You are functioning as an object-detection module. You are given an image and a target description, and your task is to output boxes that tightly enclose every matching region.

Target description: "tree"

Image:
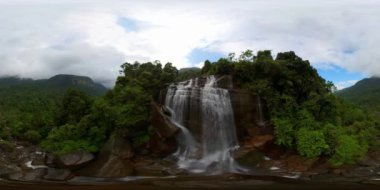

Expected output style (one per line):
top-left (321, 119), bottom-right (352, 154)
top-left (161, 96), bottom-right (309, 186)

top-left (56, 89), bottom-right (93, 125)
top-left (201, 60), bottom-right (212, 74)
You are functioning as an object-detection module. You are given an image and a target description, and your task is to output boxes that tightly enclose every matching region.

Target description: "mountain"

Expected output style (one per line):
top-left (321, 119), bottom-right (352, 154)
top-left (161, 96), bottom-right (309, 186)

top-left (0, 74), bottom-right (108, 116)
top-left (0, 74), bottom-right (108, 97)
top-left (337, 77), bottom-right (380, 116)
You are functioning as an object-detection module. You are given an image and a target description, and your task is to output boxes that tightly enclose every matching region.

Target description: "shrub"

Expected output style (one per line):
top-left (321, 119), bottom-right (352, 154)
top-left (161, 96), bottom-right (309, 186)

top-left (296, 128), bottom-right (329, 157)
top-left (273, 117), bottom-right (295, 147)
top-left (330, 134), bottom-right (367, 166)
top-left (23, 129), bottom-right (41, 143)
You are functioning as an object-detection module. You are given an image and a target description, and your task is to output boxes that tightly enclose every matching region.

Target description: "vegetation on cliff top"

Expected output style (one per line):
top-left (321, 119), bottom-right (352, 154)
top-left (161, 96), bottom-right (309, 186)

top-left (201, 50), bottom-right (379, 165)
top-left (0, 51), bottom-right (378, 166)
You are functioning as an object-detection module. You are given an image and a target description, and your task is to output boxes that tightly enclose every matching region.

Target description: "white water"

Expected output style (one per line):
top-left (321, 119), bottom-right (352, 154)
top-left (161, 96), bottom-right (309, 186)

top-left (25, 160), bottom-right (47, 170)
top-left (165, 76), bottom-right (243, 174)
top-left (257, 96), bottom-right (266, 127)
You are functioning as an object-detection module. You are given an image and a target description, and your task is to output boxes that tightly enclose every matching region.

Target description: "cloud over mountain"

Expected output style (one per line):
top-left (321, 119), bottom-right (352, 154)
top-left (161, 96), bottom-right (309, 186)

top-left (1, 0), bottom-right (380, 86)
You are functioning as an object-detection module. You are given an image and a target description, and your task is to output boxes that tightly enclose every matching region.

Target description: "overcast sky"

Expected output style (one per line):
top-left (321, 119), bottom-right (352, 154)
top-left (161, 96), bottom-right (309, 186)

top-left (0, 0), bottom-right (379, 88)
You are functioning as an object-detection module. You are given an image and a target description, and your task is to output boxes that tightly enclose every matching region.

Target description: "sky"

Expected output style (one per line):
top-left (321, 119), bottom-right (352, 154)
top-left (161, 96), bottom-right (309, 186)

top-left (0, 0), bottom-right (379, 88)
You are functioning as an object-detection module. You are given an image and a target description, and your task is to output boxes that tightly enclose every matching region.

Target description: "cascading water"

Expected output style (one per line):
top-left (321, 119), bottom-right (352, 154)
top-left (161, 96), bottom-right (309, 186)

top-left (257, 96), bottom-right (266, 127)
top-left (165, 76), bottom-right (243, 174)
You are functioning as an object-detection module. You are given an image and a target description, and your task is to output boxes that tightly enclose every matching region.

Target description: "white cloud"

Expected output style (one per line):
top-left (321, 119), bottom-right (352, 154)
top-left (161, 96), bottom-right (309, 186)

top-left (335, 80), bottom-right (359, 90)
top-left (1, 0), bottom-right (380, 87)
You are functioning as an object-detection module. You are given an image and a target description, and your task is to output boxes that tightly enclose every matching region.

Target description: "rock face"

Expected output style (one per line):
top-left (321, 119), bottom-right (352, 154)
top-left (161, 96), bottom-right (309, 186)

top-left (53, 151), bottom-right (94, 169)
top-left (79, 135), bottom-right (134, 178)
top-left (149, 102), bottom-right (178, 155)
top-left (151, 102), bottom-right (179, 138)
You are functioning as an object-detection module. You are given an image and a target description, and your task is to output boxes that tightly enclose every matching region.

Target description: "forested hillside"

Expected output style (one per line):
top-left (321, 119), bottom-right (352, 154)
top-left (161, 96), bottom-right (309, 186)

top-left (337, 77), bottom-right (380, 116)
top-left (0, 75), bottom-right (107, 144)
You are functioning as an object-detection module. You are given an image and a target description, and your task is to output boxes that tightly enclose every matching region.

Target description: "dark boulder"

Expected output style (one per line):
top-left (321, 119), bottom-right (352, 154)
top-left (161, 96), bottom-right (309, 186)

top-left (235, 149), bottom-right (266, 168)
top-left (79, 135), bottom-right (134, 178)
top-left (44, 168), bottom-right (72, 181)
top-left (151, 102), bottom-right (178, 138)
top-left (53, 151), bottom-right (94, 170)
top-left (8, 168), bottom-right (46, 182)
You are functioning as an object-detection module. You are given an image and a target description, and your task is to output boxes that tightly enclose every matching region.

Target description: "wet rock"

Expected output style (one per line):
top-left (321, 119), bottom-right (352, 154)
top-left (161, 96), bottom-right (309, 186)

top-left (358, 149), bottom-right (380, 168)
top-left (342, 167), bottom-right (375, 178)
top-left (259, 160), bottom-right (287, 173)
top-left (0, 164), bottom-right (21, 177)
top-left (285, 155), bottom-right (318, 172)
top-left (45, 154), bottom-right (55, 167)
top-left (54, 151), bottom-right (94, 169)
top-left (244, 135), bottom-right (274, 150)
top-left (161, 106), bottom-right (172, 117)
top-left (31, 156), bottom-right (46, 166)
top-left (103, 135), bottom-right (134, 159)
top-left (310, 173), bottom-right (348, 182)
top-left (86, 157), bottom-right (134, 178)
top-left (308, 160), bottom-right (330, 175)
top-left (229, 89), bottom-right (257, 139)
top-left (8, 168), bottom-right (46, 182)
top-left (148, 132), bottom-right (177, 156)
top-left (134, 157), bottom-right (185, 176)
top-left (361, 178), bottom-right (380, 185)
top-left (44, 168), bottom-right (72, 181)
top-left (236, 149), bottom-right (265, 168)
top-left (216, 75), bottom-right (234, 89)
top-left (151, 102), bottom-right (179, 138)
top-left (79, 136), bottom-right (135, 178)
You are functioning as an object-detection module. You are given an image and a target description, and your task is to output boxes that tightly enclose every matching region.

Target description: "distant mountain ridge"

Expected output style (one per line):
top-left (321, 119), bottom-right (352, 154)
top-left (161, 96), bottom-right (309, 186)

top-left (0, 74), bottom-right (108, 96)
top-left (337, 77), bottom-right (380, 116)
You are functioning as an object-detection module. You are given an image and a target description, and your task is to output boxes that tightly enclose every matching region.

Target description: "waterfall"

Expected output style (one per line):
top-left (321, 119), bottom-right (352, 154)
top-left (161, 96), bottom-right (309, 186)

top-left (257, 96), bottom-right (266, 127)
top-left (165, 76), bottom-right (242, 174)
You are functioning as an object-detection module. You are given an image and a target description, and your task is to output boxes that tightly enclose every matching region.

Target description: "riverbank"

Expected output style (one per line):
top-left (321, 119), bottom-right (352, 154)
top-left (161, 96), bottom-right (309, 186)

top-left (1, 174), bottom-right (379, 190)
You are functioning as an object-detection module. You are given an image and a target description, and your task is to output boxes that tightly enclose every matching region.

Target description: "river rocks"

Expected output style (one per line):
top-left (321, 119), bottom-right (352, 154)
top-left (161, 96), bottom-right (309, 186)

top-left (133, 157), bottom-right (186, 176)
top-left (44, 168), bottom-right (72, 181)
top-left (236, 149), bottom-right (266, 168)
top-left (8, 168), bottom-right (46, 182)
top-left (53, 151), bottom-right (94, 169)
top-left (244, 135), bottom-right (274, 149)
top-left (89, 157), bottom-right (134, 178)
top-left (79, 136), bottom-right (135, 178)
top-left (342, 167), bottom-right (375, 178)
top-left (0, 164), bottom-right (21, 177)
top-left (285, 155), bottom-right (318, 172)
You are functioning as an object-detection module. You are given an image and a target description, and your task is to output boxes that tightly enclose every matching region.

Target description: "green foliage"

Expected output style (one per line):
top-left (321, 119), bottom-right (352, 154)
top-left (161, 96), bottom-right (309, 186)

top-left (201, 60), bottom-right (212, 74)
top-left (330, 135), bottom-right (367, 166)
top-left (0, 75), bottom-right (107, 144)
top-left (177, 67), bottom-right (201, 81)
top-left (41, 124), bottom-right (98, 155)
top-left (273, 117), bottom-right (294, 147)
top-left (40, 61), bottom-right (177, 155)
top-left (296, 128), bottom-right (329, 157)
top-left (202, 50), bottom-right (379, 165)
top-left (57, 89), bottom-right (93, 125)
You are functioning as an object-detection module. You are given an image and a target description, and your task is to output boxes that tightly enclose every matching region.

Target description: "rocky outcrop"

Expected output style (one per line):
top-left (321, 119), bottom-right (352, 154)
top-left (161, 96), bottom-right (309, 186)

top-left (53, 151), bottom-right (94, 169)
top-left (150, 102), bottom-right (178, 155)
top-left (151, 102), bottom-right (178, 138)
top-left (78, 135), bottom-right (134, 178)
